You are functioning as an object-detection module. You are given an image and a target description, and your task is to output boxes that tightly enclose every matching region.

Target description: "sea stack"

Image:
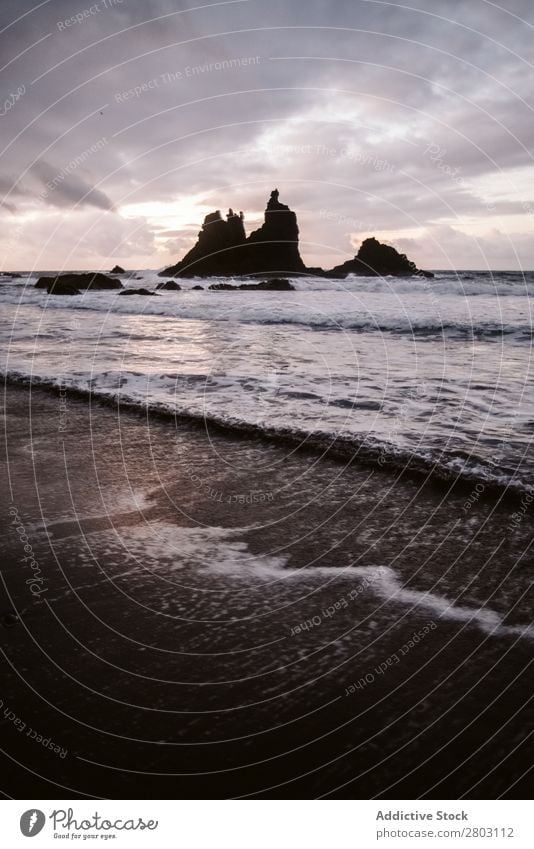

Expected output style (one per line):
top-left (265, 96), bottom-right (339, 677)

top-left (327, 237), bottom-right (433, 278)
top-left (159, 190), bottom-right (305, 277)
top-left (241, 189), bottom-right (306, 275)
top-left (159, 208), bottom-right (246, 277)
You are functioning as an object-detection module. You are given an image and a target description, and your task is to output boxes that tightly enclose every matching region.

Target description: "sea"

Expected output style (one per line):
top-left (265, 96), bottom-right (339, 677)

top-left (2, 269), bottom-right (533, 493)
top-left (2, 267), bottom-right (534, 797)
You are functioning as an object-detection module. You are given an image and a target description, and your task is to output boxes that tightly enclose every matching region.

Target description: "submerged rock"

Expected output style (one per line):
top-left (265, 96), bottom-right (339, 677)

top-left (326, 237), bottom-right (433, 278)
top-left (156, 280), bottom-right (181, 291)
top-left (36, 273), bottom-right (122, 290)
top-left (192, 285), bottom-right (204, 290)
top-left (208, 278), bottom-right (295, 291)
top-left (253, 278), bottom-right (293, 290)
top-left (238, 278), bottom-right (294, 291)
top-left (118, 287), bottom-right (157, 296)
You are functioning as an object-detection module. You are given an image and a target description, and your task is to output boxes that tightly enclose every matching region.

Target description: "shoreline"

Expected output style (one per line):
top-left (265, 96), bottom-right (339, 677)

top-left (1, 384), bottom-right (533, 798)
top-left (3, 375), bottom-right (529, 502)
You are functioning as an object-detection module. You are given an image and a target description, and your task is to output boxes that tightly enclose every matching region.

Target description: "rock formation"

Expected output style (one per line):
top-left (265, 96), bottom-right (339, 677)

top-left (326, 237), bottom-right (433, 278)
top-left (45, 279), bottom-right (81, 296)
top-left (159, 191), bottom-right (305, 277)
top-left (243, 278), bottom-right (294, 290)
top-left (118, 287), bottom-right (157, 296)
top-left (110, 265), bottom-right (125, 274)
top-left (35, 273), bottom-right (123, 291)
top-left (160, 208), bottom-right (246, 277)
top-left (239, 190), bottom-right (305, 275)
top-left (156, 280), bottom-right (181, 291)
top-left (159, 193), bottom-right (432, 279)
top-left (208, 278), bottom-right (294, 291)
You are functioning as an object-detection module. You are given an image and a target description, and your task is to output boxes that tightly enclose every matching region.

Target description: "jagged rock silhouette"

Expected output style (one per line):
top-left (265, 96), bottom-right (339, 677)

top-left (159, 190), bottom-right (305, 277)
top-left (159, 191), bottom-right (432, 279)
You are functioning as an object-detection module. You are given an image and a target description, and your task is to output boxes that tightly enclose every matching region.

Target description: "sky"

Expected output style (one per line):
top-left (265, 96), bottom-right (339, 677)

top-left (1, 0), bottom-right (533, 271)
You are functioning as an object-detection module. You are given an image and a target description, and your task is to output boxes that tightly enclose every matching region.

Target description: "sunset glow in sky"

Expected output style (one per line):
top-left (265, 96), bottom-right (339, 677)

top-left (1, 0), bottom-right (533, 271)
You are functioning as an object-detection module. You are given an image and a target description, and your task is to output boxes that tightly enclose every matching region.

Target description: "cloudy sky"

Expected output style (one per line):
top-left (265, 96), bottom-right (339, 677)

top-left (1, 0), bottom-right (533, 270)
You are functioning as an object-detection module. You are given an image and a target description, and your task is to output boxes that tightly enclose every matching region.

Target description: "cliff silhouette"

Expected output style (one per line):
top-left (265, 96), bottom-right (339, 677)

top-left (160, 190), bottom-right (432, 279)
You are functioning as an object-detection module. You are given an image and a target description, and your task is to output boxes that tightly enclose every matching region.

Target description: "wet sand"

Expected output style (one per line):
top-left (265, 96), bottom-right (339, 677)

top-left (0, 384), bottom-right (533, 799)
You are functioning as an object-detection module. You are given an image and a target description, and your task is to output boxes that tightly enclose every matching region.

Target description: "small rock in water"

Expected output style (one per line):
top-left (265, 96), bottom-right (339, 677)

top-left (208, 282), bottom-right (236, 290)
top-left (209, 278), bottom-right (294, 291)
top-left (156, 281), bottom-right (181, 291)
top-left (36, 273), bottom-right (122, 291)
top-left (242, 278), bottom-right (294, 291)
top-left (118, 287), bottom-right (158, 296)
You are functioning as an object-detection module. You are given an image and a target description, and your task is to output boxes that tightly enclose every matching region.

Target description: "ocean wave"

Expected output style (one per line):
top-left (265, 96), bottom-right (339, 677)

top-left (5, 269), bottom-right (534, 294)
top-left (5, 372), bottom-right (531, 497)
top-left (1, 282), bottom-right (532, 339)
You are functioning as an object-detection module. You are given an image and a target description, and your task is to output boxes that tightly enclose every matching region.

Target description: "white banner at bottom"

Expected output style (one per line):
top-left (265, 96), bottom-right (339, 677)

top-left (1, 799), bottom-right (531, 847)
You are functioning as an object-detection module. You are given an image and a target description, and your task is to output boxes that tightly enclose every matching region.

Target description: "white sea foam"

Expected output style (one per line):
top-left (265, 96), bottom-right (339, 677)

top-left (2, 274), bottom-right (534, 337)
top-left (207, 552), bottom-right (534, 642)
top-left (2, 270), bottom-right (534, 490)
top-left (74, 520), bottom-right (534, 642)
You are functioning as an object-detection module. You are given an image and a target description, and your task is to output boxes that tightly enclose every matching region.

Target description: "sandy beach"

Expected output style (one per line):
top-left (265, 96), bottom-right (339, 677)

top-left (1, 383), bottom-right (532, 799)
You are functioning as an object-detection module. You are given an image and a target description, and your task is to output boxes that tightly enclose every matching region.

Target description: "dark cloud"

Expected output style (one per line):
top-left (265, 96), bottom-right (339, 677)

top-left (31, 159), bottom-right (115, 210)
